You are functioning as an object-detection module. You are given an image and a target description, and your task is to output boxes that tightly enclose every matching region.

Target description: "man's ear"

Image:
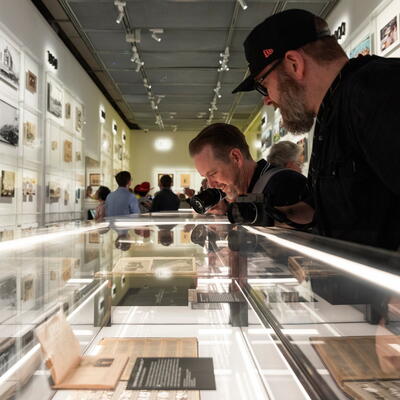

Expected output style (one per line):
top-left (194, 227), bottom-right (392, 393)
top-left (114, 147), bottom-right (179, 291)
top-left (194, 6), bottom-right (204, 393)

top-left (230, 148), bottom-right (244, 167)
top-left (284, 50), bottom-right (305, 80)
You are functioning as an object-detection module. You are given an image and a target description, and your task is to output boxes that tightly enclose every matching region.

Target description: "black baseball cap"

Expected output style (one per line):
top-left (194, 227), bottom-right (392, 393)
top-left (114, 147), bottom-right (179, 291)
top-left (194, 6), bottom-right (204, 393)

top-left (232, 9), bottom-right (331, 94)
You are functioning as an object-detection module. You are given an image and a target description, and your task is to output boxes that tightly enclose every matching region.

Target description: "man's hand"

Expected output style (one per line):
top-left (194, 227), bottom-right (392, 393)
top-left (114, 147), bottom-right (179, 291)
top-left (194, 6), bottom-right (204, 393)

top-left (206, 200), bottom-right (228, 215)
top-left (275, 201), bottom-right (314, 225)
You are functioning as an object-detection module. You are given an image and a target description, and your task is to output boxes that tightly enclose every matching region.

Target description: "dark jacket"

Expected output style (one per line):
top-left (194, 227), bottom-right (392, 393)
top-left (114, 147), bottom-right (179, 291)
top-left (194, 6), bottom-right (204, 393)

top-left (308, 55), bottom-right (400, 250)
top-left (151, 188), bottom-right (180, 212)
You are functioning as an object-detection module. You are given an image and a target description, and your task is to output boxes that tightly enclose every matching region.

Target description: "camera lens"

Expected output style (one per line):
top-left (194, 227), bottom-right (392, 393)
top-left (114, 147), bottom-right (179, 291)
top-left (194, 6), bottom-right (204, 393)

top-left (227, 202), bottom-right (258, 224)
top-left (190, 188), bottom-right (226, 214)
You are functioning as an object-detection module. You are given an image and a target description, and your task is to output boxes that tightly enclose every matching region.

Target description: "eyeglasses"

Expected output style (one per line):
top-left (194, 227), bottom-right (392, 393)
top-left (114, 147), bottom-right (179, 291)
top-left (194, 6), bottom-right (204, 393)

top-left (254, 59), bottom-right (283, 97)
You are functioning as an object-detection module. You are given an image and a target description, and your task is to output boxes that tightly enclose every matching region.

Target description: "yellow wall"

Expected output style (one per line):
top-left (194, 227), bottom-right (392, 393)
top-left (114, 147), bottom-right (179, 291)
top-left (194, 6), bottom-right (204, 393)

top-left (129, 131), bottom-right (199, 187)
top-left (244, 111), bottom-right (262, 160)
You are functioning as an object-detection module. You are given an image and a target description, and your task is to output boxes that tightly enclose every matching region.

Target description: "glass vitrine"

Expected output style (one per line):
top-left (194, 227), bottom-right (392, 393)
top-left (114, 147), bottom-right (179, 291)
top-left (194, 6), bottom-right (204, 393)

top-left (0, 213), bottom-right (399, 400)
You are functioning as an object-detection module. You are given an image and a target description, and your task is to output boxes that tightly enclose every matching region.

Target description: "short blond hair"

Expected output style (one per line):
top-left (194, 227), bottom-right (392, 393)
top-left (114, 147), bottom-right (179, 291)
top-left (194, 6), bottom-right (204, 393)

top-left (267, 141), bottom-right (301, 167)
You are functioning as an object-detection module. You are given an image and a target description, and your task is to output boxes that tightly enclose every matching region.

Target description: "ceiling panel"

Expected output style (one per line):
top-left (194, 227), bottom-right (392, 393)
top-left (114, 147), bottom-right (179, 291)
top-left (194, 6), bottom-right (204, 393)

top-left (38, 0), bottom-right (339, 132)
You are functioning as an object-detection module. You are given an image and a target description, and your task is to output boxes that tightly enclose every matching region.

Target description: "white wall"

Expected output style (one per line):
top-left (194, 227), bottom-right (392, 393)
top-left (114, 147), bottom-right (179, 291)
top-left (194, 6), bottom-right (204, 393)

top-left (0, 0), bottom-right (129, 159)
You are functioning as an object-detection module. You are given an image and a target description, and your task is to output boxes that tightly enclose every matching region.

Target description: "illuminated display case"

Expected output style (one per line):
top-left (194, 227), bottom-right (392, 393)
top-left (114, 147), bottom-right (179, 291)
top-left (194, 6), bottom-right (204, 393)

top-left (0, 214), bottom-right (399, 400)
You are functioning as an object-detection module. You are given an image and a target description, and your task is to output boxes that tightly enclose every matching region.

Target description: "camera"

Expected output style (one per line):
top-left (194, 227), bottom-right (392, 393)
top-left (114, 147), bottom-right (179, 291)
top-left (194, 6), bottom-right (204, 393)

top-left (190, 188), bottom-right (226, 214)
top-left (227, 194), bottom-right (275, 226)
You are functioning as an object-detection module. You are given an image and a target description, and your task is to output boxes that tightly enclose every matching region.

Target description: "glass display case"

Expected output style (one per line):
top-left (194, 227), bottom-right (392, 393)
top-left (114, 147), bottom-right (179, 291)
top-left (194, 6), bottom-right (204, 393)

top-left (0, 213), bottom-right (399, 400)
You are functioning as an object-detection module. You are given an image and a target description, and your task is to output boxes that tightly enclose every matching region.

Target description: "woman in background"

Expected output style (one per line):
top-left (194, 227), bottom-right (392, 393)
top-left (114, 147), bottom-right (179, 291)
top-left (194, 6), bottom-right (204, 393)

top-left (94, 186), bottom-right (111, 221)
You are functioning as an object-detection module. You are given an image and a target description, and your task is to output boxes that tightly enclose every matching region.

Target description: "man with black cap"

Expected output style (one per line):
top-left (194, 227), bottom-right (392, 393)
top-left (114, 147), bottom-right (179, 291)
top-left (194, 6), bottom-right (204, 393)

top-left (233, 9), bottom-right (400, 251)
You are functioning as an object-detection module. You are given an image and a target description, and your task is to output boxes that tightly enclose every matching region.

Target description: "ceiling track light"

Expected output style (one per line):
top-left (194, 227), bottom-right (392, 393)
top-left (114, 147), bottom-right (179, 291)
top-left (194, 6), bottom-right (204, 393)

top-left (114, 0), bottom-right (126, 24)
top-left (238, 0), bottom-right (248, 10)
top-left (150, 28), bottom-right (164, 42)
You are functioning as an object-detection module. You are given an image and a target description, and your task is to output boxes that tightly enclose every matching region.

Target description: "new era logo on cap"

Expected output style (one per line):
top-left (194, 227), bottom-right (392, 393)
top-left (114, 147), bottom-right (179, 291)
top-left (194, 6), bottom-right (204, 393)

top-left (263, 48), bottom-right (274, 58)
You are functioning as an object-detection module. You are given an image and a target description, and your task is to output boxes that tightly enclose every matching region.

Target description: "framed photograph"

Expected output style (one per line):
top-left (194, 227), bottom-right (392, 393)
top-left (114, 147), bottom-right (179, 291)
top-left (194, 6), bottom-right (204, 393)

top-left (63, 140), bottom-right (72, 162)
top-left (379, 15), bottom-right (399, 55)
top-left (0, 276), bottom-right (16, 323)
top-left (23, 121), bottom-right (36, 147)
top-left (0, 98), bottom-right (19, 146)
top-left (22, 177), bottom-right (36, 202)
top-left (47, 81), bottom-right (62, 118)
top-left (89, 173), bottom-right (101, 186)
top-left (75, 107), bottom-right (82, 132)
top-left (65, 103), bottom-right (71, 119)
top-left (0, 35), bottom-right (20, 89)
top-left (350, 35), bottom-right (373, 58)
top-left (158, 173), bottom-right (174, 186)
top-left (49, 181), bottom-right (61, 201)
top-left (88, 231), bottom-right (100, 244)
top-left (26, 70), bottom-right (37, 93)
top-left (1, 170), bottom-right (15, 197)
top-left (180, 174), bottom-right (191, 188)
top-left (21, 275), bottom-right (34, 302)
top-left (62, 259), bottom-right (72, 281)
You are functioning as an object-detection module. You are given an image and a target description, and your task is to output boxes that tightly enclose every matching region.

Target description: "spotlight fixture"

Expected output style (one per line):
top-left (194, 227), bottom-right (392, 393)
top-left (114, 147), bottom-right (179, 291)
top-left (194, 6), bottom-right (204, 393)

top-left (238, 0), bottom-right (248, 10)
top-left (214, 82), bottom-right (222, 98)
top-left (114, 1), bottom-right (126, 24)
top-left (149, 29), bottom-right (164, 42)
top-left (218, 47), bottom-right (230, 72)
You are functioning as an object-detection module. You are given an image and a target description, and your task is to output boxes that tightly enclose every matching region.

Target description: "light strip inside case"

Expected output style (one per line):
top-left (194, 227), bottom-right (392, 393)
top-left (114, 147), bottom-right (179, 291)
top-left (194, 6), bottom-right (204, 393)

top-left (244, 226), bottom-right (400, 294)
top-left (0, 223), bottom-right (109, 252)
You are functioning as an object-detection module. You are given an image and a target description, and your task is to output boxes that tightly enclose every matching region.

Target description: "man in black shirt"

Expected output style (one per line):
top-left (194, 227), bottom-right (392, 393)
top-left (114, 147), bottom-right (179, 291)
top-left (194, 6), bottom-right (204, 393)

top-left (189, 123), bottom-right (314, 226)
top-left (151, 174), bottom-right (180, 212)
top-left (232, 9), bottom-right (400, 250)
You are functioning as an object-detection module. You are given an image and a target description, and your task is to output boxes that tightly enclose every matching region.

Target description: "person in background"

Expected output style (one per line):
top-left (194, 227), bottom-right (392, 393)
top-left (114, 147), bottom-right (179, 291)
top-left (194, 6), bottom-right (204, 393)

top-left (267, 141), bottom-right (304, 173)
top-left (85, 185), bottom-right (93, 199)
top-left (105, 171), bottom-right (140, 216)
top-left (94, 186), bottom-right (110, 222)
top-left (134, 181), bottom-right (153, 213)
top-left (151, 175), bottom-right (180, 212)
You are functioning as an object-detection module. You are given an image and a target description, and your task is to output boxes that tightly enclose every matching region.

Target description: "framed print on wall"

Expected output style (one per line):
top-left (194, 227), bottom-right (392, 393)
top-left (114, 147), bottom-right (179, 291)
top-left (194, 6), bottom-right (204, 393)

top-left (180, 174), bottom-right (191, 188)
top-left (47, 81), bottom-right (63, 118)
top-left (75, 107), bottom-right (82, 132)
top-left (26, 70), bottom-right (37, 93)
top-left (350, 35), bottom-right (373, 58)
top-left (23, 121), bottom-right (36, 147)
top-left (379, 14), bottom-right (399, 56)
top-left (0, 35), bottom-right (20, 89)
top-left (1, 170), bottom-right (15, 197)
top-left (89, 173), bottom-right (101, 186)
top-left (0, 98), bottom-right (19, 146)
top-left (63, 140), bottom-right (72, 162)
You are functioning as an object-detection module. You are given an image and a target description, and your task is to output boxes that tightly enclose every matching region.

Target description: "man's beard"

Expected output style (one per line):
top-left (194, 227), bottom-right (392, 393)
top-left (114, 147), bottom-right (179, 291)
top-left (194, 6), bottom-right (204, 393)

top-left (277, 71), bottom-right (315, 134)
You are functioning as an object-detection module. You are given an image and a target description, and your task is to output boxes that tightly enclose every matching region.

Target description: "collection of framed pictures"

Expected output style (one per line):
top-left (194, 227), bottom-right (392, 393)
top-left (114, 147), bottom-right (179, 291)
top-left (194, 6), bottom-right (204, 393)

top-left (0, 26), bottom-right (86, 229)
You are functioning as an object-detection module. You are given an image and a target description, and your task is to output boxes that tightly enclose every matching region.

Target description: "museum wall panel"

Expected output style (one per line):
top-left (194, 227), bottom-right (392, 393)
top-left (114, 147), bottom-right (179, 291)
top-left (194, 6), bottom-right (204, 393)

top-left (0, 0), bottom-right (132, 229)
